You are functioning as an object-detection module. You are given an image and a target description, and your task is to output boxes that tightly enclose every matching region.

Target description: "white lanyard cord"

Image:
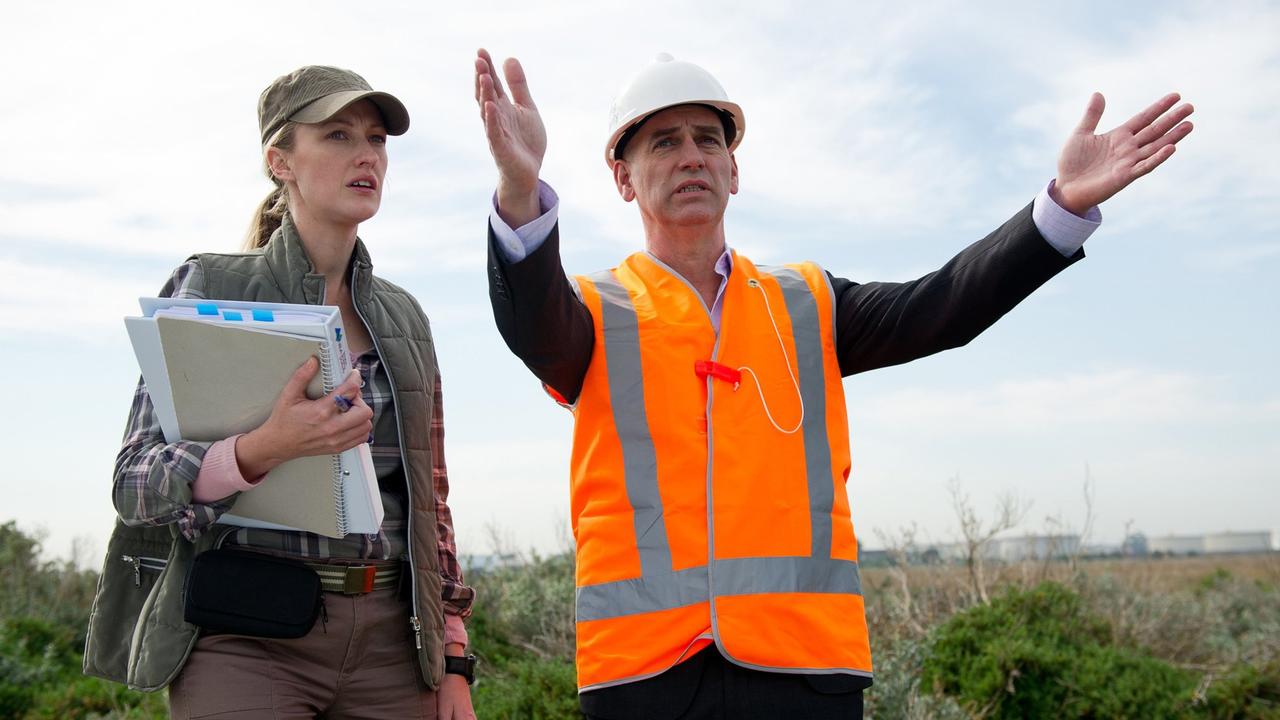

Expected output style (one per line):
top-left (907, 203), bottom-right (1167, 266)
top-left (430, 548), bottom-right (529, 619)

top-left (736, 279), bottom-right (805, 435)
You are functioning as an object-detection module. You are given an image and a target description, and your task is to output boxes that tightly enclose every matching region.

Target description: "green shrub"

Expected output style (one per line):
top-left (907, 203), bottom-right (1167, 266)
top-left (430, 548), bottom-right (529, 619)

top-left (472, 657), bottom-right (579, 720)
top-left (468, 552), bottom-right (575, 665)
top-left (0, 618), bottom-right (79, 719)
top-left (23, 675), bottom-right (167, 720)
top-left (466, 552), bottom-right (579, 719)
top-left (0, 525), bottom-right (166, 720)
top-left (1198, 660), bottom-right (1280, 720)
top-left (921, 581), bottom-right (1196, 718)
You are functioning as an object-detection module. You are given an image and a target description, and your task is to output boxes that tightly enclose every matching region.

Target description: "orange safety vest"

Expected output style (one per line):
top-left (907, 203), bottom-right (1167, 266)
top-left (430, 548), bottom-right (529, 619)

top-left (567, 250), bottom-right (873, 691)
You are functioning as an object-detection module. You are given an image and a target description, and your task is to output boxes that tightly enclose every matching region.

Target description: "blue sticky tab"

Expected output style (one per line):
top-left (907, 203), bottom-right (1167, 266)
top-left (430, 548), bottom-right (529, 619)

top-left (252, 309), bottom-right (274, 322)
top-left (222, 310), bottom-right (243, 321)
top-left (335, 327), bottom-right (343, 342)
top-left (196, 303), bottom-right (218, 316)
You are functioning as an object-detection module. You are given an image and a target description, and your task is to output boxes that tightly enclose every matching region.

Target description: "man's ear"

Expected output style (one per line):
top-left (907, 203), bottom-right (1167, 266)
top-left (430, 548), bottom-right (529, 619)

top-left (612, 160), bottom-right (636, 203)
top-left (729, 153), bottom-right (739, 195)
top-left (266, 146), bottom-right (294, 183)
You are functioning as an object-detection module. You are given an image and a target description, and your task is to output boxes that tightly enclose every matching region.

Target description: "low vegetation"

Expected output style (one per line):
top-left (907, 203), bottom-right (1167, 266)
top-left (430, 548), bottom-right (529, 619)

top-left (1, 520), bottom-right (1277, 718)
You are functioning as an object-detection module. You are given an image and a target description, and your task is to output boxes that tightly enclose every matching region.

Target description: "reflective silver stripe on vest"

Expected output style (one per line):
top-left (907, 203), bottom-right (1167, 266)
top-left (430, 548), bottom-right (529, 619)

top-left (714, 556), bottom-right (860, 597)
top-left (576, 557), bottom-right (861, 622)
top-left (762, 266), bottom-right (834, 559)
top-left (576, 566), bottom-right (709, 622)
top-left (590, 271), bottom-right (673, 577)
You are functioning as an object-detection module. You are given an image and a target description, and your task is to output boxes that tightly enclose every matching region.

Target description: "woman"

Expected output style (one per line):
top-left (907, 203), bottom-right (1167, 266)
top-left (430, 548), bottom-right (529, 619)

top-left (83, 66), bottom-right (477, 720)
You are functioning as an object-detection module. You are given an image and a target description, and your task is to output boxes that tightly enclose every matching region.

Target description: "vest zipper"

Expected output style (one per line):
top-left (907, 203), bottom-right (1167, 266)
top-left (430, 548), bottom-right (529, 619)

top-left (347, 265), bottom-right (424, 661)
top-left (410, 615), bottom-right (423, 650)
top-left (121, 555), bottom-right (142, 587)
top-left (120, 555), bottom-right (170, 588)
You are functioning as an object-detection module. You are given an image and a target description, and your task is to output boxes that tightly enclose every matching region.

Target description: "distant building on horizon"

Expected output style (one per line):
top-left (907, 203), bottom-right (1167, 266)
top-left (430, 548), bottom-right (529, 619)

top-left (917, 534), bottom-right (1083, 563)
top-left (863, 529), bottom-right (1276, 562)
top-left (1147, 531), bottom-right (1273, 556)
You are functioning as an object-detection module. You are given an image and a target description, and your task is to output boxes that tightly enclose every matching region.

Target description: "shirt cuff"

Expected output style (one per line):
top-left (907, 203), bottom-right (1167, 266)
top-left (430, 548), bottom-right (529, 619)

top-left (1032, 180), bottom-right (1101, 257)
top-left (444, 613), bottom-right (469, 648)
top-left (191, 434), bottom-right (264, 504)
top-left (489, 180), bottom-right (560, 263)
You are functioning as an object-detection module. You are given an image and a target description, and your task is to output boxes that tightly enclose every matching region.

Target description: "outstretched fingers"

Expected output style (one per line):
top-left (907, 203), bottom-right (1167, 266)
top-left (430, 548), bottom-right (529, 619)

top-left (1121, 92), bottom-right (1180, 134)
top-left (1134, 103), bottom-right (1194, 147)
top-left (1136, 120), bottom-right (1194, 164)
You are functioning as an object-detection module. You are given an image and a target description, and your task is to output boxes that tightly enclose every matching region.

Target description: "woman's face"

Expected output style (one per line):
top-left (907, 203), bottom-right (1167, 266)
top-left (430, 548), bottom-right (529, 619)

top-left (272, 99), bottom-right (388, 229)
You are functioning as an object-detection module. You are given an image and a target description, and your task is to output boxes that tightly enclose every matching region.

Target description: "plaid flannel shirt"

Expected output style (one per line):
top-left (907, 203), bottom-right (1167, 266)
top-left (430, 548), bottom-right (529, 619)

top-left (113, 260), bottom-right (474, 619)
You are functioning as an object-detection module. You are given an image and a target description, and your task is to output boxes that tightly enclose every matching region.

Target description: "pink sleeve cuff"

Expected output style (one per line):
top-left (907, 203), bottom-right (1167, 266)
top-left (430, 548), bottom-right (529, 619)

top-left (192, 434), bottom-right (265, 504)
top-left (444, 613), bottom-right (469, 648)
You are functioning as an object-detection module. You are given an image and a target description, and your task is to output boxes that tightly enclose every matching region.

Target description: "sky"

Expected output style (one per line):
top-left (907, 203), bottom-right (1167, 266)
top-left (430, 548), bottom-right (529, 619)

top-left (2, 0), bottom-right (1277, 566)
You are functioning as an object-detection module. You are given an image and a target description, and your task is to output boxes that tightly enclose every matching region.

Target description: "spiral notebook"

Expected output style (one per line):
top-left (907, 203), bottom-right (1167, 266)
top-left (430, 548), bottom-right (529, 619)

top-left (125, 299), bottom-right (382, 538)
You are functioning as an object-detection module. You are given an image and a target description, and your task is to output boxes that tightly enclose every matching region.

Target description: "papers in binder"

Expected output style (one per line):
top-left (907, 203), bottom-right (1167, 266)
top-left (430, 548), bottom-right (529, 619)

top-left (125, 297), bottom-right (382, 538)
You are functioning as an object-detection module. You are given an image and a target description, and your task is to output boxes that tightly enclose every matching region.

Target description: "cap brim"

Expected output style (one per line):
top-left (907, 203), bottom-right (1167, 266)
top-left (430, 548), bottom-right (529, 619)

top-left (290, 90), bottom-right (411, 136)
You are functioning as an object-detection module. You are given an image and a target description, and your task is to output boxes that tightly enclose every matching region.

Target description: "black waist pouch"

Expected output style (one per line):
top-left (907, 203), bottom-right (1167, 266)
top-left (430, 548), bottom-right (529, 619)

top-left (184, 549), bottom-right (322, 639)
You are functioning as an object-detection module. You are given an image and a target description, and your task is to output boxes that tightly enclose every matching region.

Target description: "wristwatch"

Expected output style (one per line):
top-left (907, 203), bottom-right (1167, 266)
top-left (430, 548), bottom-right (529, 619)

top-left (444, 654), bottom-right (478, 685)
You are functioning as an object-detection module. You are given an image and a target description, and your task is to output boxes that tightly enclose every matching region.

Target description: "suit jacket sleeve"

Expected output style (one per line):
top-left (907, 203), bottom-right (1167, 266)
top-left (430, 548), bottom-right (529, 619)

top-left (488, 220), bottom-right (595, 403)
top-left (830, 202), bottom-right (1084, 377)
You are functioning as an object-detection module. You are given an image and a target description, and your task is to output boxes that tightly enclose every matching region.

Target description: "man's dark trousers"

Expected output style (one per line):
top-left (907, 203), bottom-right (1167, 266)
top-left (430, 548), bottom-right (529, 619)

top-left (580, 646), bottom-right (866, 720)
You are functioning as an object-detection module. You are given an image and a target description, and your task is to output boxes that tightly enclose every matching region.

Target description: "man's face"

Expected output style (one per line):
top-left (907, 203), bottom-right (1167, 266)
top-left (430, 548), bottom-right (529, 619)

top-left (612, 104), bottom-right (739, 231)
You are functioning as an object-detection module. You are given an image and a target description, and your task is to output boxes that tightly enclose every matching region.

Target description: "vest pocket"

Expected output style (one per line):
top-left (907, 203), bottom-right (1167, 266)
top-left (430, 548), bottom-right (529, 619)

top-left (82, 532), bottom-right (172, 684)
top-left (120, 555), bottom-right (168, 589)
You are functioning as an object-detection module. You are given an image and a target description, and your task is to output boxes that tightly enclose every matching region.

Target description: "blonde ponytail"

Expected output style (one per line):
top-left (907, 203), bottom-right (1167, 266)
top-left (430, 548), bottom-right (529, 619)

top-left (243, 122), bottom-right (299, 250)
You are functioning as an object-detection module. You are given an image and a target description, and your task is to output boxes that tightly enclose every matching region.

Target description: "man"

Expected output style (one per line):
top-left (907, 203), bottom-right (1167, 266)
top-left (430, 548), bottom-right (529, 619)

top-left (474, 50), bottom-right (1192, 719)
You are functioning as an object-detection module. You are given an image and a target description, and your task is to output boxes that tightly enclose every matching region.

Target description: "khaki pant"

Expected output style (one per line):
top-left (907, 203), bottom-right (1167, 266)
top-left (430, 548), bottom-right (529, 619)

top-left (169, 588), bottom-right (436, 719)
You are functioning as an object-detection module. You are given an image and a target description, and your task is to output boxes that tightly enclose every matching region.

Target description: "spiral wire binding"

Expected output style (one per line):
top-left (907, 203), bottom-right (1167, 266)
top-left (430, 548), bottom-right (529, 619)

top-left (318, 346), bottom-right (349, 536)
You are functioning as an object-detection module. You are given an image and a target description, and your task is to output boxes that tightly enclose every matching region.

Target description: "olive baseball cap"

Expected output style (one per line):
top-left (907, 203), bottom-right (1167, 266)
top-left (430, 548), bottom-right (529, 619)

top-left (258, 65), bottom-right (410, 146)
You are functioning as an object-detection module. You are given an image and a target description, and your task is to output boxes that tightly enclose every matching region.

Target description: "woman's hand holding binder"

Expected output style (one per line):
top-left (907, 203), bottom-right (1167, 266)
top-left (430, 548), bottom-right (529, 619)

top-left (233, 358), bottom-right (373, 481)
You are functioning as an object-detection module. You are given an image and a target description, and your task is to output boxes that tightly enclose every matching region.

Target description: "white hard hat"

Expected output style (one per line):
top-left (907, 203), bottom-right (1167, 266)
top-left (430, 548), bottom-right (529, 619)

top-left (605, 53), bottom-right (745, 167)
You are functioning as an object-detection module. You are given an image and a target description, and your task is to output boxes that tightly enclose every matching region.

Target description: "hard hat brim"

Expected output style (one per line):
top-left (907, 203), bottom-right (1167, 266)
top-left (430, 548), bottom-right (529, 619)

top-left (606, 100), bottom-right (744, 166)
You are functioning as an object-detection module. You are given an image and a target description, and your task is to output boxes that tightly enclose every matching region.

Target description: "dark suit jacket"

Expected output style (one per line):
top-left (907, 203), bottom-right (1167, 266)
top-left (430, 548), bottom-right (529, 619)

top-left (485, 202), bottom-right (1082, 717)
top-left (489, 202), bottom-right (1083, 405)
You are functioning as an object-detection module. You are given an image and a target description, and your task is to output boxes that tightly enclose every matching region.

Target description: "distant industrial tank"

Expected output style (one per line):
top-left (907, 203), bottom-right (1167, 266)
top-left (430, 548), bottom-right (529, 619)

top-left (1203, 531), bottom-right (1272, 554)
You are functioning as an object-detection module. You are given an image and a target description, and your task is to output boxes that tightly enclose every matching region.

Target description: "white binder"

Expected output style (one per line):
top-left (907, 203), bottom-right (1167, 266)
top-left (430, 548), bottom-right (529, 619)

top-left (125, 297), bottom-right (383, 538)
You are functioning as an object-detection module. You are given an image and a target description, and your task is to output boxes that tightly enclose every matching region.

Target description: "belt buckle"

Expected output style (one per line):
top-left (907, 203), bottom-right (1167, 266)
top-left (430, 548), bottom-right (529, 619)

top-left (343, 565), bottom-right (377, 595)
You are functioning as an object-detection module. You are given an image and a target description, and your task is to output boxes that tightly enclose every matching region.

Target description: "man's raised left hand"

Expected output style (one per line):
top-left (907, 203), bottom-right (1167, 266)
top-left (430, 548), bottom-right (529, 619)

top-left (1052, 92), bottom-right (1194, 216)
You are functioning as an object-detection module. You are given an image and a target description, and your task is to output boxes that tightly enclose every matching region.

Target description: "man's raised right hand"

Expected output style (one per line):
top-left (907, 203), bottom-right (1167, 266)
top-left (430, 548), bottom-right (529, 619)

top-left (475, 48), bottom-right (547, 228)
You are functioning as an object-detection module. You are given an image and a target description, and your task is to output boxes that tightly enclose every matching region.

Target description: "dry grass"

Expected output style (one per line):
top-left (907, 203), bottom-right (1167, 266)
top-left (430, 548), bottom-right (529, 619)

top-left (864, 552), bottom-right (1279, 601)
top-left (860, 552), bottom-right (1280, 718)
